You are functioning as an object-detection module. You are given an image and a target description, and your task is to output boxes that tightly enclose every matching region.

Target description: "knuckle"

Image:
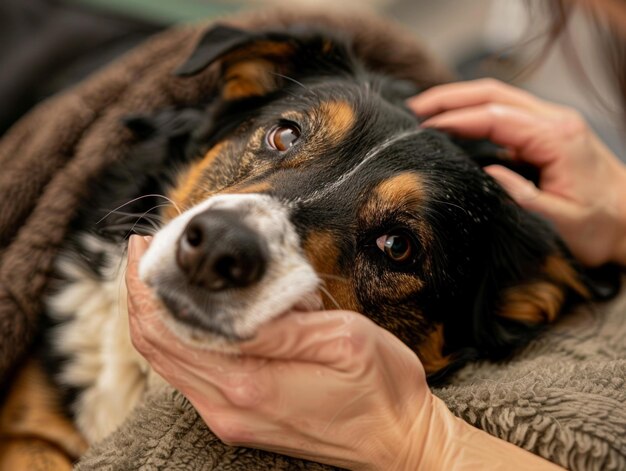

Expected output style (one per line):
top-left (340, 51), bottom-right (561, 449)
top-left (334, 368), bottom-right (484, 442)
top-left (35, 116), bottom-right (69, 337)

top-left (226, 381), bottom-right (262, 408)
top-left (484, 103), bottom-right (503, 116)
top-left (341, 319), bottom-right (375, 357)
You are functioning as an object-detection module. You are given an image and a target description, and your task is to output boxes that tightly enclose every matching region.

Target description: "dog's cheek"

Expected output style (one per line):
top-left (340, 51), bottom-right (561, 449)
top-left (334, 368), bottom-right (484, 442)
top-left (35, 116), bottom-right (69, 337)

top-left (302, 230), bottom-right (360, 312)
top-left (415, 324), bottom-right (451, 374)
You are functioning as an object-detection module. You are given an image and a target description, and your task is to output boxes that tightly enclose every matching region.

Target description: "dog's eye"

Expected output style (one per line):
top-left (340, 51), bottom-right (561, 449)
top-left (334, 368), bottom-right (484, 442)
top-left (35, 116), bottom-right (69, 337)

top-left (376, 232), bottom-right (414, 264)
top-left (266, 123), bottom-right (300, 151)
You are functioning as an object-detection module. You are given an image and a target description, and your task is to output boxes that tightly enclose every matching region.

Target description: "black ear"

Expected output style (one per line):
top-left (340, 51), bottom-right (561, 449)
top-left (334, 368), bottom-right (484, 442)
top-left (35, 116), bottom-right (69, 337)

top-left (174, 23), bottom-right (355, 102)
top-left (175, 25), bottom-right (259, 77)
top-left (470, 206), bottom-right (591, 359)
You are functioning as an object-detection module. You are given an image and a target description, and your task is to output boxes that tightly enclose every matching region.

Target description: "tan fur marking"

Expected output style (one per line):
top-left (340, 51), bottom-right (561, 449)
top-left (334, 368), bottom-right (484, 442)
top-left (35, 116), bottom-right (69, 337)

top-left (219, 41), bottom-right (295, 100)
top-left (223, 59), bottom-right (276, 100)
top-left (499, 281), bottom-right (565, 324)
top-left (318, 100), bottom-right (355, 142)
top-left (499, 256), bottom-right (589, 325)
top-left (375, 173), bottom-right (425, 208)
top-left (0, 358), bottom-right (88, 468)
top-left (544, 255), bottom-right (590, 298)
top-left (224, 41), bottom-right (293, 63)
top-left (166, 142), bottom-right (228, 218)
top-left (416, 324), bottom-right (451, 374)
top-left (322, 40), bottom-right (334, 54)
top-left (303, 230), bottom-right (359, 311)
top-left (0, 438), bottom-right (74, 471)
top-left (223, 181), bottom-right (272, 195)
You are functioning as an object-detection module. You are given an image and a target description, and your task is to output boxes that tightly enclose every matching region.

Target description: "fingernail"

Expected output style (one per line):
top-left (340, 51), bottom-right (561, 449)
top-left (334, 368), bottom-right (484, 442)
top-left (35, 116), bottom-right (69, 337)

top-left (490, 170), bottom-right (538, 201)
top-left (419, 118), bottom-right (444, 129)
top-left (143, 235), bottom-right (153, 243)
top-left (128, 235), bottom-right (139, 258)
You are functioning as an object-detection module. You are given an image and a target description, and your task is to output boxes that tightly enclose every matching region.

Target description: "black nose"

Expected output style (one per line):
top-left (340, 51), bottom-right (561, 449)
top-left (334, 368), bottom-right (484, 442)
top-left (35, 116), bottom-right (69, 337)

top-left (177, 209), bottom-right (268, 290)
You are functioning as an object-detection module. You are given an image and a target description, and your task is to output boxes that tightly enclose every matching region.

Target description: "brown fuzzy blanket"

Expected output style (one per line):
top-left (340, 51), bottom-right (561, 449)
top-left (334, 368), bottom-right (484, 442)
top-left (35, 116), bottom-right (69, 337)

top-left (0, 8), bottom-right (624, 471)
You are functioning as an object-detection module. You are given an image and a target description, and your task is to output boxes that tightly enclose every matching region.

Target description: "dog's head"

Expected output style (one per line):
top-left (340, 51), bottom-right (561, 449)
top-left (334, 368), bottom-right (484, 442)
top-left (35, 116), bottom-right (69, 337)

top-left (136, 24), bottom-right (593, 379)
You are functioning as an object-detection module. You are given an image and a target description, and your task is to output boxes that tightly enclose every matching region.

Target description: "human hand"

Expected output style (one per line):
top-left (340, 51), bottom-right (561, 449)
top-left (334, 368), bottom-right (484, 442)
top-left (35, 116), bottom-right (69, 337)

top-left (408, 78), bottom-right (626, 267)
top-left (126, 235), bottom-right (445, 470)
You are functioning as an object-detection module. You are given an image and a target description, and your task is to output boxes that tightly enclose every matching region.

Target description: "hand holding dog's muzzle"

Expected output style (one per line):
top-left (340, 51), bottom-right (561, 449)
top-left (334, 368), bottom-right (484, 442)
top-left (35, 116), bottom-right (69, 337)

top-left (126, 235), bottom-right (441, 469)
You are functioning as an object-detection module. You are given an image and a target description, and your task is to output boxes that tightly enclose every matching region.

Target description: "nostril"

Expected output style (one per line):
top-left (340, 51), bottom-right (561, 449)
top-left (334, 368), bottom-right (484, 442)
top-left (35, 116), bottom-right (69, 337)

top-left (185, 224), bottom-right (203, 248)
top-left (214, 255), bottom-right (238, 282)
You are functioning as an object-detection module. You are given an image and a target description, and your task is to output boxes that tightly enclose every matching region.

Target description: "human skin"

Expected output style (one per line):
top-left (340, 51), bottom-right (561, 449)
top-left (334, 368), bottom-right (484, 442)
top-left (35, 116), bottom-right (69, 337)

top-left (408, 78), bottom-right (626, 267)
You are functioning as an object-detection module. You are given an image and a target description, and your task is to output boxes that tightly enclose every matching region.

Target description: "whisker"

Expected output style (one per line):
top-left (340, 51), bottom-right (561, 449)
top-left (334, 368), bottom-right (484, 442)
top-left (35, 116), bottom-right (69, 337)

top-left (318, 284), bottom-right (342, 310)
top-left (428, 198), bottom-right (468, 215)
top-left (97, 194), bottom-right (181, 225)
top-left (104, 223), bottom-right (159, 235)
top-left (122, 204), bottom-right (170, 238)
top-left (108, 210), bottom-right (166, 223)
top-left (270, 72), bottom-right (307, 90)
top-left (317, 273), bottom-right (350, 283)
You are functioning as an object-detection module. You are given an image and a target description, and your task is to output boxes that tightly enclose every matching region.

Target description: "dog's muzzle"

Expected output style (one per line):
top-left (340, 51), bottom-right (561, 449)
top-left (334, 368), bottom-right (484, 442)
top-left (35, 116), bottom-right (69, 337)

top-left (138, 194), bottom-right (320, 343)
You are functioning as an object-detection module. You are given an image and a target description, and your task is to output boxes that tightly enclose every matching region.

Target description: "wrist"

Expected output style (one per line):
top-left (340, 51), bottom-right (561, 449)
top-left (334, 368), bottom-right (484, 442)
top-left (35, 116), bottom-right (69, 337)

top-left (614, 177), bottom-right (626, 267)
top-left (389, 396), bottom-right (564, 471)
top-left (608, 160), bottom-right (626, 266)
top-left (389, 395), bottom-right (464, 471)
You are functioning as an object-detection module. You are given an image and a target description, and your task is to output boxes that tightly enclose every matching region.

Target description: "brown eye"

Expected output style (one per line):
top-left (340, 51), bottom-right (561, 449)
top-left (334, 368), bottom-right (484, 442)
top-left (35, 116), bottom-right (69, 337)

top-left (376, 233), bottom-right (413, 263)
top-left (266, 123), bottom-right (300, 151)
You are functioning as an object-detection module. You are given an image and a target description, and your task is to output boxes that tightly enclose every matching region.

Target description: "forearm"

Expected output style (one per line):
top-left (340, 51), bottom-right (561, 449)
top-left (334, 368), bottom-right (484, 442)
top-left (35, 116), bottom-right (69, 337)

top-left (391, 396), bottom-right (564, 471)
top-left (607, 156), bottom-right (626, 267)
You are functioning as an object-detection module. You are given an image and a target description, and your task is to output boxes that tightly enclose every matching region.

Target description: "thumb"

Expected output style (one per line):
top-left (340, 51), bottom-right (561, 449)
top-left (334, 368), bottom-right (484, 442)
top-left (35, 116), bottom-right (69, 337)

top-left (484, 165), bottom-right (580, 226)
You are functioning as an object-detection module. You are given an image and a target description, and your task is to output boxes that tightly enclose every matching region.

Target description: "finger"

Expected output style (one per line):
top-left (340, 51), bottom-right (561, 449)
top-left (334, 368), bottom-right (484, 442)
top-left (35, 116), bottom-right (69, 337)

top-left (408, 79), bottom-right (549, 117)
top-left (485, 164), bottom-right (581, 226)
top-left (126, 235), bottom-right (149, 286)
top-left (239, 310), bottom-right (377, 370)
top-left (420, 104), bottom-right (560, 167)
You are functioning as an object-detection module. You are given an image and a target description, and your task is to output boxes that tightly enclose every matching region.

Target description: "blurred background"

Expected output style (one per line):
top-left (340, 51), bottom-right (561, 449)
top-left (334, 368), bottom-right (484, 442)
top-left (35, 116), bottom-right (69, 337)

top-left (1, 0), bottom-right (624, 159)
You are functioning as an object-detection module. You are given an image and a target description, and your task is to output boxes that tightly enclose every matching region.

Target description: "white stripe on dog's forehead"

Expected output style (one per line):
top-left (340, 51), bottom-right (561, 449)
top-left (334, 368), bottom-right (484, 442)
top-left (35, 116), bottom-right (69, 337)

top-left (295, 128), bottom-right (423, 205)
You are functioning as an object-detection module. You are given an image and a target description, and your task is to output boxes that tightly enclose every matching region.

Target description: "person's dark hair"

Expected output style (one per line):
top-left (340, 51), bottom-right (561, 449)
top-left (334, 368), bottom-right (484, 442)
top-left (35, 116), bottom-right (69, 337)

top-left (526, 0), bottom-right (626, 123)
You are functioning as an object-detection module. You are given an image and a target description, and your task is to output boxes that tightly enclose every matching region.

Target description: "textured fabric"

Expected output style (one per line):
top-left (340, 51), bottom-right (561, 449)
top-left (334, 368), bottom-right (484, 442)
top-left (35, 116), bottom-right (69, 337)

top-left (76, 287), bottom-right (626, 470)
top-left (437, 286), bottom-right (626, 471)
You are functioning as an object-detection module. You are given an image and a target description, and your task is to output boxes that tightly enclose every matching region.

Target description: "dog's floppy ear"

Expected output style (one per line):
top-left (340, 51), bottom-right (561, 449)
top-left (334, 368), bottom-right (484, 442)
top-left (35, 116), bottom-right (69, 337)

top-left (468, 206), bottom-right (592, 360)
top-left (175, 25), bottom-right (281, 77)
top-left (175, 24), bottom-right (354, 101)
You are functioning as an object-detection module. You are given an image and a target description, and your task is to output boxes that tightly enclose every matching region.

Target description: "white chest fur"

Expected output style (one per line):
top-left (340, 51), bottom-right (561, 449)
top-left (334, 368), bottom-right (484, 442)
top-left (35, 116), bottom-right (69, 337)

top-left (47, 235), bottom-right (154, 444)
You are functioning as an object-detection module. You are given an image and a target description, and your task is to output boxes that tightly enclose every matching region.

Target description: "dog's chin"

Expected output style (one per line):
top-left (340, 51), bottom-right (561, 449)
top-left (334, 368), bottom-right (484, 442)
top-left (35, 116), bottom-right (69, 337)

top-left (154, 289), bottom-right (323, 352)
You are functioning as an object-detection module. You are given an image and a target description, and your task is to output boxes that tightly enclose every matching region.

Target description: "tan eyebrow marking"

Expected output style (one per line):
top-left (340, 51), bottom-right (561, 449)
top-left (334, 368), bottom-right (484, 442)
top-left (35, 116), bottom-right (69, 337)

top-left (318, 100), bottom-right (355, 143)
top-left (375, 173), bottom-right (426, 208)
top-left (280, 100), bottom-right (356, 169)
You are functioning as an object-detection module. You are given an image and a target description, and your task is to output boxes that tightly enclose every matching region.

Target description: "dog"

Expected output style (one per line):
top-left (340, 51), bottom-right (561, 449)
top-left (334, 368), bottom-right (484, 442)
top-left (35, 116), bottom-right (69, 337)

top-left (42, 23), bottom-right (604, 447)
